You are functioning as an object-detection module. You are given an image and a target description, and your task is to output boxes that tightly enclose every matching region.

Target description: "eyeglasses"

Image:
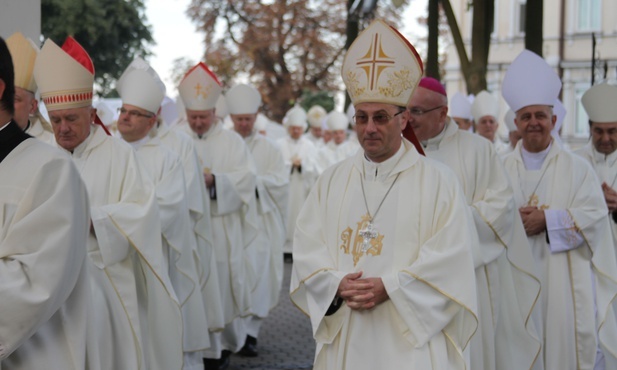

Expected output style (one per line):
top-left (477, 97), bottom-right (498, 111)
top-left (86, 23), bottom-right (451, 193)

top-left (353, 110), bottom-right (404, 125)
top-left (117, 107), bottom-right (154, 118)
top-left (407, 105), bottom-right (444, 117)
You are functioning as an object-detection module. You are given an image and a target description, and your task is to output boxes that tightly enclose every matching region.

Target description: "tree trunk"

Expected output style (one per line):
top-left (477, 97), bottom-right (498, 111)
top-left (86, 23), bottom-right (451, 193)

top-left (440, 0), bottom-right (470, 93)
top-left (344, 0), bottom-right (359, 111)
top-left (426, 0), bottom-right (440, 79)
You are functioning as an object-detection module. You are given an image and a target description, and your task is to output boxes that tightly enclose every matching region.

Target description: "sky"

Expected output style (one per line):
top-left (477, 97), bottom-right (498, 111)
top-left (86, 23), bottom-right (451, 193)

top-left (145, 0), bottom-right (429, 97)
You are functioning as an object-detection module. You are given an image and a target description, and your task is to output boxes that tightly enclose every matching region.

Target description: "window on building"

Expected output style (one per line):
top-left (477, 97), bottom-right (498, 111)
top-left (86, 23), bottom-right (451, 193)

top-left (517, 0), bottom-right (526, 34)
top-left (577, 0), bottom-right (601, 31)
top-left (575, 86), bottom-right (591, 136)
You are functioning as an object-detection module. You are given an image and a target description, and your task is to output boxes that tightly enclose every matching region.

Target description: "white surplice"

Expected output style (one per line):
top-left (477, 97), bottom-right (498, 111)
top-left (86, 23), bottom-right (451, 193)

top-left (64, 125), bottom-right (183, 370)
top-left (424, 120), bottom-right (542, 370)
top-left (314, 140), bottom-right (360, 174)
top-left (0, 136), bottom-right (90, 370)
top-left (243, 132), bottom-right (289, 335)
top-left (504, 140), bottom-right (617, 370)
top-left (132, 135), bottom-right (210, 362)
top-left (179, 120), bottom-right (258, 353)
top-left (157, 123), bottom-right (225, 341)
top-left (276, 135), bottom-right (318, 253)
top-left (290, 139), bottom-right (478, 370)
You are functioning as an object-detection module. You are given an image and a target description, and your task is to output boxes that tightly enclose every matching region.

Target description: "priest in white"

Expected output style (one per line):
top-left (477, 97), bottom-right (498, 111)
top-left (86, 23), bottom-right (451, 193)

top-left (176, 62), bottom-right (258, 367)
top-left (315, 110), bottom-right (359, 173)
top-left (502, 50), bottom-right (617, 370)
top-left (34, 36), bottom-right (183, 370)
top-left (304, 104), bottom-right (327, 146)
top-left (226, 83), bottom-right (289, 357)
top-left (116, 58), bottom-right (209, 370)
top-left (6, 32), bottom-right (55, 144)
top-left (290, 20), bottom-right (478, 370)
top-left (409, 76), bottom-right (542, 370)
top-left (156, 98), bottom-right (226, 363)
top-left (277, 106), bottom-right (318, 253)
top-left (472, 90), bottom-right (510, 155)
top-left (449, 91), bottom-right (474, 132)
top-left (0, 36), bottom-right (90, 370)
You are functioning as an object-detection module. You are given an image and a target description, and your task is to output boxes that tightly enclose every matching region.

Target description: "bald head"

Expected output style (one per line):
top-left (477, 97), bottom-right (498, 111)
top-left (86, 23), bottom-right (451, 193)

top-left (406, 86), bottom-right (449, 142)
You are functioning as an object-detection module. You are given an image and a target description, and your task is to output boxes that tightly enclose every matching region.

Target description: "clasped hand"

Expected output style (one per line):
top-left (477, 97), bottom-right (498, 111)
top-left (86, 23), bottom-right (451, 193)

top-left (337, 271), bottom-right (388, 311)
top-left (519, 206), bottom-right (546, 236)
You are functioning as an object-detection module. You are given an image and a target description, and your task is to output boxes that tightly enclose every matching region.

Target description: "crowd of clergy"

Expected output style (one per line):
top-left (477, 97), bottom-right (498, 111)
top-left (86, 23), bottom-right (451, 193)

top-left (2, 16), bottom-right (617, 370)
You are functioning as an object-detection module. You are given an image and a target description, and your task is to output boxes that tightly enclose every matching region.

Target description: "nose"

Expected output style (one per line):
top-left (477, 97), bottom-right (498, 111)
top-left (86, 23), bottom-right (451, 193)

top-left (58, 120), bottom-right (71, 133)
top-left (365, 118), bottom-right (378, 133)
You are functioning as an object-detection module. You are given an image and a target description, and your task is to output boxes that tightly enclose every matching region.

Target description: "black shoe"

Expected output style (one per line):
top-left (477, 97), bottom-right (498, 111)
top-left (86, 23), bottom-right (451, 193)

top-left (238, 335), bottom-right (258, 357)
top-left (218, 350), bottom-right (231, 370)
top-left (203, 357), bottom-right (219, 370)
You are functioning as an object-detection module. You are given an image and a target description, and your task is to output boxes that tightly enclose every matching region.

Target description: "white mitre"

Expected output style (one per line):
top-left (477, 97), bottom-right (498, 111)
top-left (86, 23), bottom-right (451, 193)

top-left (255, 113), bottom-right (269, 132)
top-left (215, 95), bottom-right (229, 121)
top-left (504, 109), bottom-right (516, 132)
top-left (582, 83), bottom-right (617, 123)
top-left (342, 19), bottom-right (423, 107)
top-left (178, 62), bottom-right (222, 111)
top-left (94, 100), bottom-right (115, 127)
top-left (471, 90), bottom-right (499, 122)
top-left (33, 37), bottom-right (94, 111)
top-left (116, 57), bottom-right (166, 114)
top-left (283, 106), bottom-right (308, 129)
top-left (326, 111), bottom-right (349, 131)
top-left (450, 92), bottom-right (472, 120)
top-left (553, 99), bottom-right (566, 134)
top-left (226, 84), bottom-right (261, 115)
top-left (6, 32), bottom-right (39, 93)
top-left (160, 96), bottom-right (179, 125)
top-left (502, 50), bottom-right (561, 112)
top-left (307, 105), bottom-right (327, 128)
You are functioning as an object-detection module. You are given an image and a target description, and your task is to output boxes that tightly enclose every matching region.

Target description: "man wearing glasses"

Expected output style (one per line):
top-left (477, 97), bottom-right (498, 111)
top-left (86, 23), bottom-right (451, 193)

top-left (290, 20), bottom-right (477, 370)
top-left (407, 77), bottom-right (542, 370)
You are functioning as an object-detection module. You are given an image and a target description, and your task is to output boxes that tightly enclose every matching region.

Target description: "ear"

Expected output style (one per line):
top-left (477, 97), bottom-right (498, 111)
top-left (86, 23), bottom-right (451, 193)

top-left (90, 107), bottom-right (97, 123)
top-left (0, 79), bottom-right (5, 100)
top-left (30, 97), bottom-right (38, 114)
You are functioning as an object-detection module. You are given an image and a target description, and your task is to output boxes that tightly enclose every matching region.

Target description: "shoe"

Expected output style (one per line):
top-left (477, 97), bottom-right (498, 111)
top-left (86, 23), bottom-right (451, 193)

top-left (238, 335), bottom-right (258, 357)
top-left (203, 357), bottom-right (219, 370)
top-left (218, 350), bottom-right (231, 370)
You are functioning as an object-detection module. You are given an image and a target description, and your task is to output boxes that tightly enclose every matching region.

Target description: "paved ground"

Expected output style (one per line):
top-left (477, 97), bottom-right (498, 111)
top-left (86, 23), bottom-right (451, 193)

top-left (227, 259), bottom-right (316, 370)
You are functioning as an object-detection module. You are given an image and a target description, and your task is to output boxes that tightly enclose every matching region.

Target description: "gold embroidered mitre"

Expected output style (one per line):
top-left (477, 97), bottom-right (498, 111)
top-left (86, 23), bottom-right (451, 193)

top-left (6, 32), bottom-right (39, 93)
top-left (178, 62), bottom-right (223, 111)
top-left (33, 37), bottom-right (94, 111)
top-left (342, 19), bottom-right (423, 107)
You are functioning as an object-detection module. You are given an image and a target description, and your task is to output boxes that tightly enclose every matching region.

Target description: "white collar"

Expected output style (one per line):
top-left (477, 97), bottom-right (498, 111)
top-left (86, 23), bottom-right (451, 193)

top-left (521, 141), bottom-right (552, 170)
top-left (362, 142), bottom-right (405, 181)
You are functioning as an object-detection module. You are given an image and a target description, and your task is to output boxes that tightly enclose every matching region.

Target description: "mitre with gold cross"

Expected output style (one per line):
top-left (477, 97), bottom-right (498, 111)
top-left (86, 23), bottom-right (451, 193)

top-left (342, 19), bottom-right (423, 107)
top-left (178, 62), bottom-right (222, 111)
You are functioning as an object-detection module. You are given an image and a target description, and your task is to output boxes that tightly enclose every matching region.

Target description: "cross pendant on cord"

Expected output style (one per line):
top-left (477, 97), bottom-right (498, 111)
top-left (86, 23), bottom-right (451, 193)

top-left (359, 222), bottom-right (377, 252)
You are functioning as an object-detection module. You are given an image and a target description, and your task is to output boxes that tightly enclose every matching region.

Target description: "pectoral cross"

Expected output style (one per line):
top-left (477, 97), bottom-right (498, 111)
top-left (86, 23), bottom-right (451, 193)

top-left (359, 222), bottom-right (377, 252)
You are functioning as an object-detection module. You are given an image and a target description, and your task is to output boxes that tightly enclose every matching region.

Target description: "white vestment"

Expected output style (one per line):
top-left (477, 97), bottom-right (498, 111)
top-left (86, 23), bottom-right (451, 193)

top-left (132, 136), bottom-right (210, 360)
top-left (243, 132), bottom-right (289, 335)
top-left (303, 132), bottom-right (324, 147)
top-left (290, 139), bottom-right (478, 370)
top-left (157, 123), bottom-right (225, 337)
top-left (424, 120), bottom-right (542, 370)
top-left (315, 140), bottom-right (359, 174)
top-left (276, 135), bottom-right (318, 252)
top-left (0, 136), bottom-right (89, 370)
top-left (64, 125), bottom-right (183, 370)
top-left (179, 120), bottom-right (258, 353)
top-left (24, 116), bottom-right (55, 145)
top-left (503, 141), bottom-right (617, 369)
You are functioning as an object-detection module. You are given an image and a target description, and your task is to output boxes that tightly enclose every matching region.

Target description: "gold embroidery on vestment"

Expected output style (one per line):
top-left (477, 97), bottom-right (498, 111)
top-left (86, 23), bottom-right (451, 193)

top-left (339, 213), bottom-right (384, 266)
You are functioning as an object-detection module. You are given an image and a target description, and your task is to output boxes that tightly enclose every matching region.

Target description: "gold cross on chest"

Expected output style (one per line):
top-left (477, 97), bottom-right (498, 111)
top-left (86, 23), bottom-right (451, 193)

top-left (359, 221), bottom-right (377, 252)
top-left (356, 33), bottom-right (395, 90)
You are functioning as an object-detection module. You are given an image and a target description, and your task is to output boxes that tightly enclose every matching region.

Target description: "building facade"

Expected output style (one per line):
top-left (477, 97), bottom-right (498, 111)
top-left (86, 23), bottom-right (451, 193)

top-left (443, 0), bottom-right (617, 147)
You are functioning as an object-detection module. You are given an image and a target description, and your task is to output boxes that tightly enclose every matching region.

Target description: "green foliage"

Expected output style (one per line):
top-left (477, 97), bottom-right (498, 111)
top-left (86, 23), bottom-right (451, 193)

top-left (299, 90), bottom-right (335, 113)
top-left (41, 0), bottom-right (154, 97)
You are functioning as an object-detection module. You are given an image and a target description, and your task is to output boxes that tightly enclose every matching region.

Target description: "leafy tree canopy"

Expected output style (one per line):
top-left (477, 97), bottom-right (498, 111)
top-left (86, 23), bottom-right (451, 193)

top-left (41, 0), bottom-right (154, 97)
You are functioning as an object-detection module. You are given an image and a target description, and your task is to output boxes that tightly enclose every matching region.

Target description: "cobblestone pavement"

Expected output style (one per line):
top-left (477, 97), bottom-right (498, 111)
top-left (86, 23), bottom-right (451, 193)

top-left (228, 259), bottom-right (315, 370)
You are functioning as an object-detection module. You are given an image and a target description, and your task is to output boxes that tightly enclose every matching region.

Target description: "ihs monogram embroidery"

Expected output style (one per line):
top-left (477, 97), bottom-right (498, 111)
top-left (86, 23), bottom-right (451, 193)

top-left (340, 213), bottom-right (384, 266)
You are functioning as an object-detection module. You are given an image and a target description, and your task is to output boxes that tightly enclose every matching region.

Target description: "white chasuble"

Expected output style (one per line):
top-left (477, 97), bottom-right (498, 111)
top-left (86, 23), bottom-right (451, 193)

top-left (185, 121), bottom-right (258, 352)
top-left (290, 139), bottom-right (478, 370)
top-left (134, 137), bottom-right (210, 354)
top-left (66, 125), bottom-right (183, 370)
top-left (425, 121), bottom-right (542, 370)
top-left (0, 139), bottom-right (89, 370)
top-left (276, 135), bottom-right (319, 252)
top-left (158, 123), bottom-right (225, 334)
top-left (504, 141), bottom-right (617, 370)
top-left (245, 132), bottom-right (289, 317)
top-left (315, 140), bottom-right (360, 175)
